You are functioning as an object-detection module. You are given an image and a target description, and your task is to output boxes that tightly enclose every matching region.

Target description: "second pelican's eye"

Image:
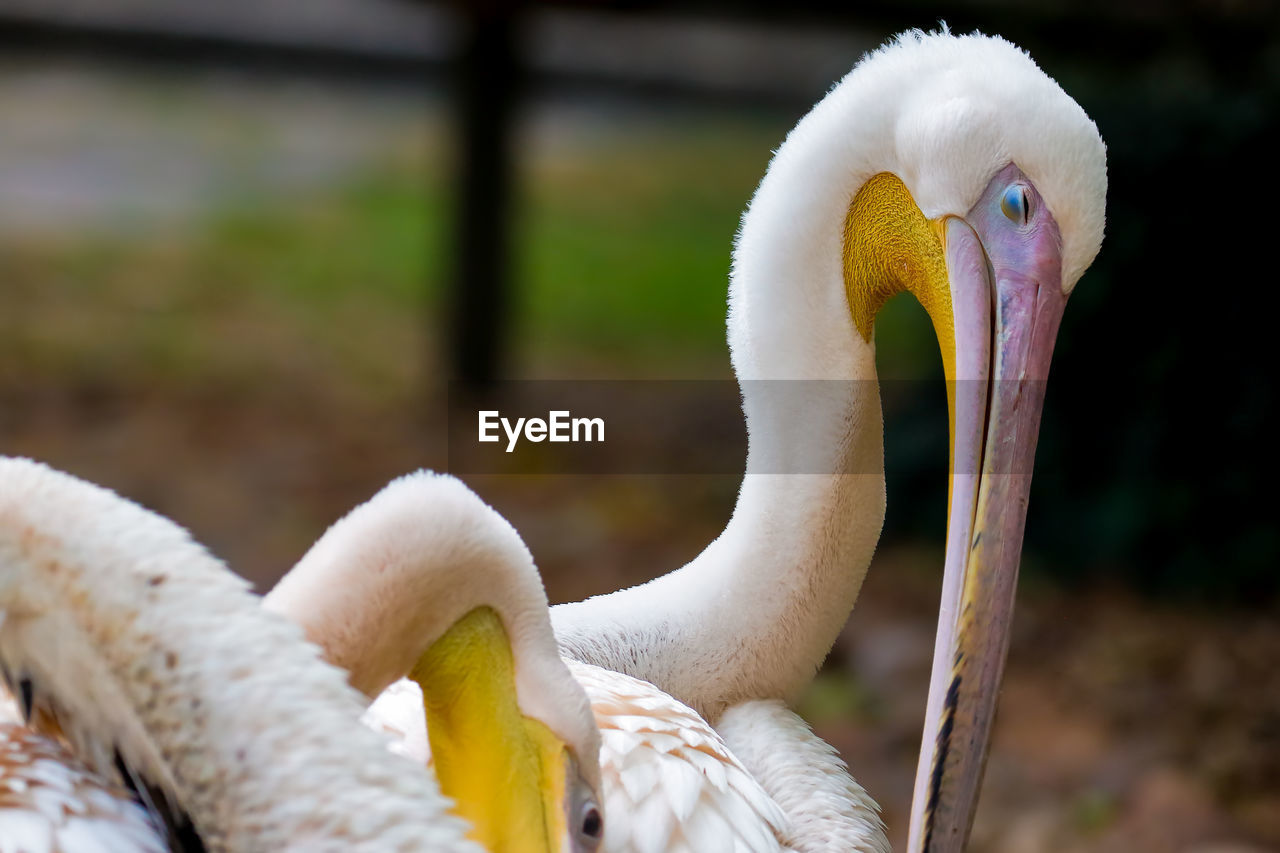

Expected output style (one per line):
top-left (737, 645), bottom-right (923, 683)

top-left (1000, 184), bottom-right (1030, 225)
top-left (566, 764), bottom-right (604, 853)
top-left (575, 802), bottom-right (603, 850)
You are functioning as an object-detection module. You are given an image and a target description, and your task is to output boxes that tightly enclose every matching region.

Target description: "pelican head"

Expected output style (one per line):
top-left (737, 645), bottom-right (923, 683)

top-left (266, 473), bottom-right (604, 853)
top-left (728, 30), bottom-right (1106, 851)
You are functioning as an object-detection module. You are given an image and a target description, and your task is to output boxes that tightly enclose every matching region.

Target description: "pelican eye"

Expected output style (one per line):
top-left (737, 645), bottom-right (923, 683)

top-left (1000, 184), bottom-right (1031, 225)
top-left (577, 802), bottom-right (603, 847)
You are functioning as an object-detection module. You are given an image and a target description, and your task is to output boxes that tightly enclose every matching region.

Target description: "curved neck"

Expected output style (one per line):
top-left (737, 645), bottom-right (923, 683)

top-left (554, 117), bottom-right (892, 716)
top-left (265, 476), bottom-right (549, 696)
top-left (553, 50), bottom-right (991, 716)
top-left (553, 378), bottom-right (885, 719)
top-left (0, 458), bottom-right (473, 850)
top-left (264, 473), bottom-right (598, 772)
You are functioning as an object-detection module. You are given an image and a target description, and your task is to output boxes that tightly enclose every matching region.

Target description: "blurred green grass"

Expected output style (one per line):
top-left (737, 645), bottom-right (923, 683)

top-left (518, 120), bottom-right (771, 375)
top-left (3, 162), bottom-right (433, 399)
top-left (3, 109), bottom-right (944, 396)
top-left (518, 115), bottom-right (940, 377)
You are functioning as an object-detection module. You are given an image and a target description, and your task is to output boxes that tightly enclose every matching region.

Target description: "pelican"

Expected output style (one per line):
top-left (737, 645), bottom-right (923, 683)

top-left (548, 29), bottom-right (1107, 851)
top-left (0, 455), bottom-right (490, 851)
top-left (265, 472), bottom-right (881, 851)
top-left (265, 471), bottom-right (608, 853)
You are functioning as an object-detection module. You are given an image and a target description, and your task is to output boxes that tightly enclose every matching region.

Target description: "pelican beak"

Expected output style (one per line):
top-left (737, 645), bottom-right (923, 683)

top-left (908, 165), bottom-right (1068, 851)
top-left (412, 606), bottom-right (576, 853)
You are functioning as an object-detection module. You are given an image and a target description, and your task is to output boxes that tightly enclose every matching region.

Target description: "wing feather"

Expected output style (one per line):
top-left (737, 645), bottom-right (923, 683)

top-left (2, 698), bottom-right (166, 853)
top-left (716, 700), bottom-right (889, 853)
top-left (364, 663), bottom-right (791, 853)
top-left (568, 660), bottom-right (789, 853)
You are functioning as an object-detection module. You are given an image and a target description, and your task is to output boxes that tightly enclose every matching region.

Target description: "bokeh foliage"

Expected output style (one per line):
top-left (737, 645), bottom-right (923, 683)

top-left (4, 27), bottom-right (1273, 602)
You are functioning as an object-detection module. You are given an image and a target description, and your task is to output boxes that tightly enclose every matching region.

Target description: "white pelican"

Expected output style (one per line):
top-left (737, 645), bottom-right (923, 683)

top-left (265, 471), bottom-right (608, 853)
top-left (0, 456), bottom-right (486, 851)
top-left (548, 29), bottom-right (1107, 852)
top-left (265, 472), bottom-right (882, 851)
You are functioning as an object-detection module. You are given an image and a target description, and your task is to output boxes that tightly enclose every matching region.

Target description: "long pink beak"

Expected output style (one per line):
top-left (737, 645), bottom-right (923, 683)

top-left (908, 211), bottom-right (1068, 851)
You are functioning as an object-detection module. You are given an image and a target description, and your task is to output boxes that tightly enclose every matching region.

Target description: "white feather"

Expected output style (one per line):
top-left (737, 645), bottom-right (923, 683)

top-left (1, 697), bottom-right (166, 853)
top-left (365, 663), bottom-right (792, 853)
top-left (718, 700), bottom-right (888, 853)
top-left (0, 457), bottom-right (480, 851)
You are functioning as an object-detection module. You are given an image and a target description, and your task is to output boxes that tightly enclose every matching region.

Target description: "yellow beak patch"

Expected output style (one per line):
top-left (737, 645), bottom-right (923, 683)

top-left (842, 171), bottom-right (957, 385)
top-left (412, 607), bottom-right (569, 853)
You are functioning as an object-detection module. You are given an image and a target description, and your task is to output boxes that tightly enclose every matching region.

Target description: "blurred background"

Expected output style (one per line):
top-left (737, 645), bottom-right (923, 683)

top-left (0, 1), bottom-right (1275, 850)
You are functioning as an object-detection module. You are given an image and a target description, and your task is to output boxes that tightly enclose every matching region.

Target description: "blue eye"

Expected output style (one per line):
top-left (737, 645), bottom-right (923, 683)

top-left (1000, 184), bottom-right (1030, 224)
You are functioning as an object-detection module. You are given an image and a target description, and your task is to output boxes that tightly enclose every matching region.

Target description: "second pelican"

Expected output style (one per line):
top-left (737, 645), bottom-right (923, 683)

top-left (266, 472), bottom-right (884, 852)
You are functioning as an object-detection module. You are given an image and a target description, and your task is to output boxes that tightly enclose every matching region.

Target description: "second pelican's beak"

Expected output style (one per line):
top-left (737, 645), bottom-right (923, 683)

top-left (413, 607), bottom-right (602, 853)
top-left (906, 164), bottom-right (1069, 852)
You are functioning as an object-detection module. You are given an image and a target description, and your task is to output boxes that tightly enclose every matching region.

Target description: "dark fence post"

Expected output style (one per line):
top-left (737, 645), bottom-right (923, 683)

top-left (448, 0), bottom-right (521, 388)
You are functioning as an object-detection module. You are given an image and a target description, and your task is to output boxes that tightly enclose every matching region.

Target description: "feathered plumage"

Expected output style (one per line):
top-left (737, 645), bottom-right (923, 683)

top-left (1, 693), bottom-right (165, 853)
top-left (570, 661), bottom-right (788, 853)
top-left (0, 456), bottom-right (480, 852)
top-left (717, 701), bottom-right (888, 853)
top-left (267, 471), bottom-right (857, 852)
top-left (362, 662), bottom-right (795, 853)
